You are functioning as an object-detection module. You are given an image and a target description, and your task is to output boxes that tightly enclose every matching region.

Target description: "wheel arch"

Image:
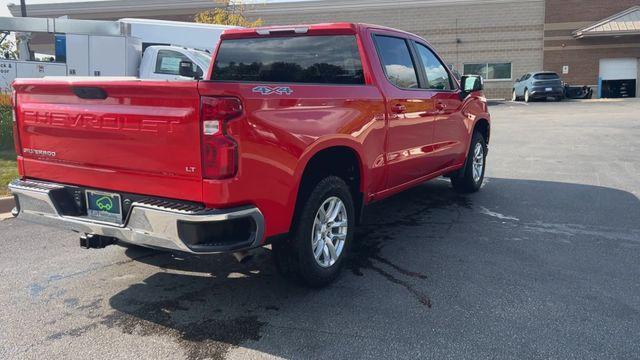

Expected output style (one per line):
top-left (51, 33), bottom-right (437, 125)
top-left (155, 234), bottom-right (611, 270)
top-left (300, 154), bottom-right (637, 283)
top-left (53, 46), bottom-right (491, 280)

top-left (291, 138), bottom-right (367, 230)
top-left (473, 118), bottom-right (490, 145)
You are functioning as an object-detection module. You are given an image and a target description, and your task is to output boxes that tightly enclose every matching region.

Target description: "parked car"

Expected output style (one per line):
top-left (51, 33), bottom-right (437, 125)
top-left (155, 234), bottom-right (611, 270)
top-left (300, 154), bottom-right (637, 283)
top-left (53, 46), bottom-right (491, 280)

top-left (9, 23), bottom-right (490, 287)
top-left (512, 71), bottom-right (564, 102)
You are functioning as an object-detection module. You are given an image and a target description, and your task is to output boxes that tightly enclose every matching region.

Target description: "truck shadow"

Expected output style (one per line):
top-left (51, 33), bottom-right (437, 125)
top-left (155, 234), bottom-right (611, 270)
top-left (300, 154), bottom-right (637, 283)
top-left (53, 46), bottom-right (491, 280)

top-left (102, 178), bottom-right (640, 359)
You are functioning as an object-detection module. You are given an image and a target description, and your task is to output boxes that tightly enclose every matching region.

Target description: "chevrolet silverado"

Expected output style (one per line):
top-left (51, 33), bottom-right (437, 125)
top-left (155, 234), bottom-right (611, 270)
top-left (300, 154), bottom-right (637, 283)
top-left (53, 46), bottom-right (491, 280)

top-left (9, 23), bottom-right (490, 287)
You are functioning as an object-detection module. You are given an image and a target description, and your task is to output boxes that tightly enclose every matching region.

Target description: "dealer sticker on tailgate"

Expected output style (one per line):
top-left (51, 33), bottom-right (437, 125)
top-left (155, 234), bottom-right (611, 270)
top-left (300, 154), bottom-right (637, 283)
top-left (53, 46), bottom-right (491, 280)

top-left (86, 190), bottom-right (123, 224)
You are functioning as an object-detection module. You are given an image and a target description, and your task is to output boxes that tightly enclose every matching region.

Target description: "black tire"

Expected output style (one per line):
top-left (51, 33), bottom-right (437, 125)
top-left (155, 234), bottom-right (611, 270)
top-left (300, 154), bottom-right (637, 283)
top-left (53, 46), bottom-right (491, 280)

top-left (451, 131), bottom-right (486, 193)
top-left (272, 176), bottom-right (355, 287)
top-left (511, 89), bottom-right (518, 102)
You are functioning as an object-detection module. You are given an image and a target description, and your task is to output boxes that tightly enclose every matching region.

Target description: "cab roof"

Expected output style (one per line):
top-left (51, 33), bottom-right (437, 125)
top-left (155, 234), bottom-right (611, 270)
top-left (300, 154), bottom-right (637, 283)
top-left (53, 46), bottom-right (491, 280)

top-left (221, 22), bottom-right (357, 39)
top-left (220, 22), bottom-right (415, 39)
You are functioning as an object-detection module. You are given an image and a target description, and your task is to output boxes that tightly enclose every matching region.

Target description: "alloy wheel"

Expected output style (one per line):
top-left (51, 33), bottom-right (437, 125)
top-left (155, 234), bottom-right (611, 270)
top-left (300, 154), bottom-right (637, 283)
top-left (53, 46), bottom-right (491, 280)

top-left (311, 196), bottom-right (348, 268)
top-left (472, 142), bottom-right (484, 183)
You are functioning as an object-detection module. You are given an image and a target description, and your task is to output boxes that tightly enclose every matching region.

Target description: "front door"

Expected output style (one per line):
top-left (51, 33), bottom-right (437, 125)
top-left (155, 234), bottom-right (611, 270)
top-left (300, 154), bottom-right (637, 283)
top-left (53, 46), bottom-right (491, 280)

top-left (412, 41), bottom-right (467, 169)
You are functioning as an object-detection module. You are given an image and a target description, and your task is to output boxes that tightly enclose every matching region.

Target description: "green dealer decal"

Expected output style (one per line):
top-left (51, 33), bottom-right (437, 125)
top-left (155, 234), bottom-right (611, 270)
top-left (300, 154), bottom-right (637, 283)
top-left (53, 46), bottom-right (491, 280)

top-left (96, 196), bottom-right (114, 211)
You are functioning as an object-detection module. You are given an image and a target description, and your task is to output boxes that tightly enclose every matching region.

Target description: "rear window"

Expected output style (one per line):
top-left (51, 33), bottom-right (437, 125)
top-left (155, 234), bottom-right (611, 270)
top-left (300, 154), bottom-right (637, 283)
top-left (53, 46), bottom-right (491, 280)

top-left (211, 35), bottom-right (364, 85)
top-left (534, 73), bottom-right (559, 80)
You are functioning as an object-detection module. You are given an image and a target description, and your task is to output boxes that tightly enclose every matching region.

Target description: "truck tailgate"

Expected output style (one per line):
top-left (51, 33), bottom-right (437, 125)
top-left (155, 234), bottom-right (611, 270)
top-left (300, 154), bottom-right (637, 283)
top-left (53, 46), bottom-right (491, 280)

top-left (13, 79), bottom-right (203, 202)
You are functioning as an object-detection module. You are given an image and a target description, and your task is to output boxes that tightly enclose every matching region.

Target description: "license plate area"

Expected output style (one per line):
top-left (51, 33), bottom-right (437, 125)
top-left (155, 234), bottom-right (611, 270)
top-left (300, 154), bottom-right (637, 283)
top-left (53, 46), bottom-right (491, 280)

top-left (86, 190), bottom-right (123, 224)
top-left (545, 87), bottom-right (552, 92)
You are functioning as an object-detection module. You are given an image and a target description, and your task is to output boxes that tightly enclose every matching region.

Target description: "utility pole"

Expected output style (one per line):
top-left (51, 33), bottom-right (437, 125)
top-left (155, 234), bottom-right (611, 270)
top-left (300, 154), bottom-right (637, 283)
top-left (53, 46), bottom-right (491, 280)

top-left (20, 0), bottom-right (27, 17)
top-left (17, 0), bottom-right (31, 60)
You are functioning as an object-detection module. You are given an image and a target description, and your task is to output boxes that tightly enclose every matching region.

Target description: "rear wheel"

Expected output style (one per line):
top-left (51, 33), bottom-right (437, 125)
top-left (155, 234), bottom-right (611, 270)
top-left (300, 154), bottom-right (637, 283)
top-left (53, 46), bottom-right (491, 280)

top-left (524, 89), bottom-right (531, 103)
top-left (273, 176), bottom-right (354, 287)
top-left (451, 131), bottom-right (486, 193)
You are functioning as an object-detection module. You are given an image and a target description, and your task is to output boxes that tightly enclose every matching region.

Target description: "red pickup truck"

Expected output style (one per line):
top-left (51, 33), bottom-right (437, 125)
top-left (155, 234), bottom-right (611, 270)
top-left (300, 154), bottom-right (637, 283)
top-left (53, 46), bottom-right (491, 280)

top-left (9, 23), bottom-right (490, 287)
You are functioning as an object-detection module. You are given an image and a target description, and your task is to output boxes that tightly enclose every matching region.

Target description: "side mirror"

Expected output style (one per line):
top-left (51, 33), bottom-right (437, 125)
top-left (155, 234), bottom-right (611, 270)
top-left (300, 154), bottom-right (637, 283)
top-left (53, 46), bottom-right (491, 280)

top-left (460, 75), bottom-right (483, 93)
top-left (179, 60), bottom-right (196, 79)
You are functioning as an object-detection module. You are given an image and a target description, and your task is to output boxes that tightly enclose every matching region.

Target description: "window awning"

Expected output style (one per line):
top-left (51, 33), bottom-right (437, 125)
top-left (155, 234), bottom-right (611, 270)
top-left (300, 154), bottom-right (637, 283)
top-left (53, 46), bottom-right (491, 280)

top-left (573, 6), bottom-right (640, 38)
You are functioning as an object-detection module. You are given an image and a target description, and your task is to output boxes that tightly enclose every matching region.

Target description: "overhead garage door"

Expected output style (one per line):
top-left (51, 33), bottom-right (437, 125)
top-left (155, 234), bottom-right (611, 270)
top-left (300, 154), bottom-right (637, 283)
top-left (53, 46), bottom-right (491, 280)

top-left (599, 58), bottom-right (637, 98)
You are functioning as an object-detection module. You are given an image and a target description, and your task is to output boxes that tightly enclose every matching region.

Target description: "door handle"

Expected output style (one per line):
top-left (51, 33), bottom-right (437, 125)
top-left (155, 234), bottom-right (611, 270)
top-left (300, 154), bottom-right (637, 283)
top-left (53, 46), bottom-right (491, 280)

top-left (391, 104), bottom-right (407, 114)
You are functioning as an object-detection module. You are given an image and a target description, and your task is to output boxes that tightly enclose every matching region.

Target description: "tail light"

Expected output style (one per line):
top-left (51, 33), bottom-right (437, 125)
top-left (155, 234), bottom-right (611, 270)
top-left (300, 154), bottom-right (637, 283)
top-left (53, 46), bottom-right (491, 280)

top-left (200, 96), bottom-right (242, 179)
top-left (11, 90), bottom-right (22, 156)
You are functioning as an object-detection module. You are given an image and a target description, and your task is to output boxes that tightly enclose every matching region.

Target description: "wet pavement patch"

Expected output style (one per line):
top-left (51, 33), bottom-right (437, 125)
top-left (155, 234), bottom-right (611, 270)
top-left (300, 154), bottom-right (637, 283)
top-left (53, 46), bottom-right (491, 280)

top-left (347, 182), bottom-right (473, 307)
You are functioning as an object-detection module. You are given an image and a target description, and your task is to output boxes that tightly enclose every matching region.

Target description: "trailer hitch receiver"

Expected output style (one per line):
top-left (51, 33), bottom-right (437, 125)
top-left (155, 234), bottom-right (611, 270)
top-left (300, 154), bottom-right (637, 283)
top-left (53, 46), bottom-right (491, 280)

top-left (80, 234), bottom-right (117, 249)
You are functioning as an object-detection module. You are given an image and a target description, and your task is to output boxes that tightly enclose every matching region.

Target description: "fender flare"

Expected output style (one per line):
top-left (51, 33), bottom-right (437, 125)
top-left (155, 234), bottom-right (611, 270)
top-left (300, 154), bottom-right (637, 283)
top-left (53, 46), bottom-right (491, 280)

top-left (293, 135), bottom-right (368, 194)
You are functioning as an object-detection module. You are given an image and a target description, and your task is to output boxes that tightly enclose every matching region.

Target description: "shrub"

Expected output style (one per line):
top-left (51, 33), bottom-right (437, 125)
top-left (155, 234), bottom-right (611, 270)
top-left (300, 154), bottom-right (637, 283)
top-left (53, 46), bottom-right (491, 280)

top-left (0, 104), bottom-right (12, 151)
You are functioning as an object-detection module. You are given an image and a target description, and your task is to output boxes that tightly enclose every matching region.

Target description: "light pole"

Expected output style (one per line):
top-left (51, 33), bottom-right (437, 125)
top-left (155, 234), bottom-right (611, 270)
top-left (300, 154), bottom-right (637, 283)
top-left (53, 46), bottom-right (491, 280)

top-left (20, 0), bottom-right (27, 17)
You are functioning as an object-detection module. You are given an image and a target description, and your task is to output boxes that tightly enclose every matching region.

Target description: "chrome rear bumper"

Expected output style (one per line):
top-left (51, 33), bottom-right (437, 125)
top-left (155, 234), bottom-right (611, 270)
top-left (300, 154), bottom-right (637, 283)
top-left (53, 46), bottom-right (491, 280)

top-left (8, 179), bottom-right (265, 254)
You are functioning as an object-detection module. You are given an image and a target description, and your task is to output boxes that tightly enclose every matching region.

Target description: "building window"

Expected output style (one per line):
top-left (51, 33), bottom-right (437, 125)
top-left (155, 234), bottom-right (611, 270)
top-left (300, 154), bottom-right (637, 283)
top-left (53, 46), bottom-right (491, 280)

top-left (463, 62), bottom-right (512, 81)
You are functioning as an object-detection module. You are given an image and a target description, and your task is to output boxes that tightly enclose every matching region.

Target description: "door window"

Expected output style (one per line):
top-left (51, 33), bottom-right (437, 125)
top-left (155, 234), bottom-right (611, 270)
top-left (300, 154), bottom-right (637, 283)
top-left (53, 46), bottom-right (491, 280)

top-left (155, 50), bottom-right (202, 77)
top-left (373, 35), bottom-right (419, 89)
top-left (414, 43), bottom-right (452, 90)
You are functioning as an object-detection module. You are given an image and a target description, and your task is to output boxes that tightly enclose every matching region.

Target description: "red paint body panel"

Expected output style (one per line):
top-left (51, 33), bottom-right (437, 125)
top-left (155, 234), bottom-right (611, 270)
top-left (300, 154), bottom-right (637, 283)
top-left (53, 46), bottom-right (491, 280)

top-left (12, 23), bottom-right (490, 241)
top-left (13, 79), bottom-right (204, 202)
top-left (197, 81), bottom-right (386, 236)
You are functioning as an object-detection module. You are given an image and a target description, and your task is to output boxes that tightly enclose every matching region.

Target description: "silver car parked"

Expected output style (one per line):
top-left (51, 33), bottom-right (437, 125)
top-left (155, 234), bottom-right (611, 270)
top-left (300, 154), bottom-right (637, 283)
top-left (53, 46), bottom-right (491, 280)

top-left (512, 72), bottom-right (564, 102)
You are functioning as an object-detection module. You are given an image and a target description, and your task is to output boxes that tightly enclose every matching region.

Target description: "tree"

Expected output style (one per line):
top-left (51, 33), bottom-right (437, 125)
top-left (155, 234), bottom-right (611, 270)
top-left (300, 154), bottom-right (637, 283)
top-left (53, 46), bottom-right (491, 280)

top-left (0, 36), bottom-right (17, 60)
top-left (194, 0), bottom-right (263, 28)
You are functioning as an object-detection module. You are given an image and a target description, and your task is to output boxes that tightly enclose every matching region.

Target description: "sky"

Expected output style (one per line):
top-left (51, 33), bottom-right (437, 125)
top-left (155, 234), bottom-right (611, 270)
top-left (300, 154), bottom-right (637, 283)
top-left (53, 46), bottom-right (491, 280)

top-left (1, 0), bottom-right (104, 16)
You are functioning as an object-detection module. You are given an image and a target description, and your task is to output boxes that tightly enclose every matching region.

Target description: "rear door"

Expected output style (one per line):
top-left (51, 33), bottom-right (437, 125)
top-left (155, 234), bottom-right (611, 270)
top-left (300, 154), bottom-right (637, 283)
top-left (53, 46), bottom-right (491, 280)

top-left (14, 79), bottom-right (204, 201)
top-left (370, 32), bottom-right (440, 189)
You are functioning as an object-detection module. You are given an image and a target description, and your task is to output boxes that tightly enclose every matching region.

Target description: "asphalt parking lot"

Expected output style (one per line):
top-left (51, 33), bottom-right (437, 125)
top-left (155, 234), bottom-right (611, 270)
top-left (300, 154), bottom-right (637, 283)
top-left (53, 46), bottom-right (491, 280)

top-left (1, 99), bottom-right (639, 360)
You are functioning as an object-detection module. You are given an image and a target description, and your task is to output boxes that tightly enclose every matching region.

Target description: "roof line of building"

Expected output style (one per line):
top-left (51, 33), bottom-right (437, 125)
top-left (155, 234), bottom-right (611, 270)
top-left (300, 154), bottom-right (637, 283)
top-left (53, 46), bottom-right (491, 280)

top-left (7, 0), bottom-right (220, 17)
top-left (573, 5), bottom-right (640, 38)
top-left (250, 0), bottom-right (544, 14)
top-left (9, 0), bottom-right (543, 17)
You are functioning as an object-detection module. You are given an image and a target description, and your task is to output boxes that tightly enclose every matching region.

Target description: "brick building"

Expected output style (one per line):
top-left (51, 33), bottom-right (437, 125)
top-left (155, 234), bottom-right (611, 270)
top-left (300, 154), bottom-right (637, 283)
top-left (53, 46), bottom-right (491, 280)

top-left (543, 1), bottom-right (640, 98)
top-left (7, 0), bottom-right (640, 98)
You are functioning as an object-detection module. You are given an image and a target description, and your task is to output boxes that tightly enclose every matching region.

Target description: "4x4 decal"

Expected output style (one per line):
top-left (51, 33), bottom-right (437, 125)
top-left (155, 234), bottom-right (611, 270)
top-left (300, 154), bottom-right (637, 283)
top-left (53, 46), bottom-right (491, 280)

top-left (252, 86), bottom-right (293, 96)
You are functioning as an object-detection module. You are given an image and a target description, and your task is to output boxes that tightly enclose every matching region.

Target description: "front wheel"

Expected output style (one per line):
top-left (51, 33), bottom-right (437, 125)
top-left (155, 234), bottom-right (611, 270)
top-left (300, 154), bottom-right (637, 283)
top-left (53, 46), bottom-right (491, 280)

top-left (451, 132), bottom-right (486, 193)
top-left (272, 176), bottom-right (354, 287)
top-left (511, 89), bottom-right (518, 101)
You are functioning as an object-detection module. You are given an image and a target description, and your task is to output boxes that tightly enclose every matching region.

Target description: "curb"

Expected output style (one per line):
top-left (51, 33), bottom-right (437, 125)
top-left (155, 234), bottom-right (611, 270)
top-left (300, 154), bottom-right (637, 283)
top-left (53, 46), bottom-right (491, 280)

top-left (0, 196), bottom-right (15, 215)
